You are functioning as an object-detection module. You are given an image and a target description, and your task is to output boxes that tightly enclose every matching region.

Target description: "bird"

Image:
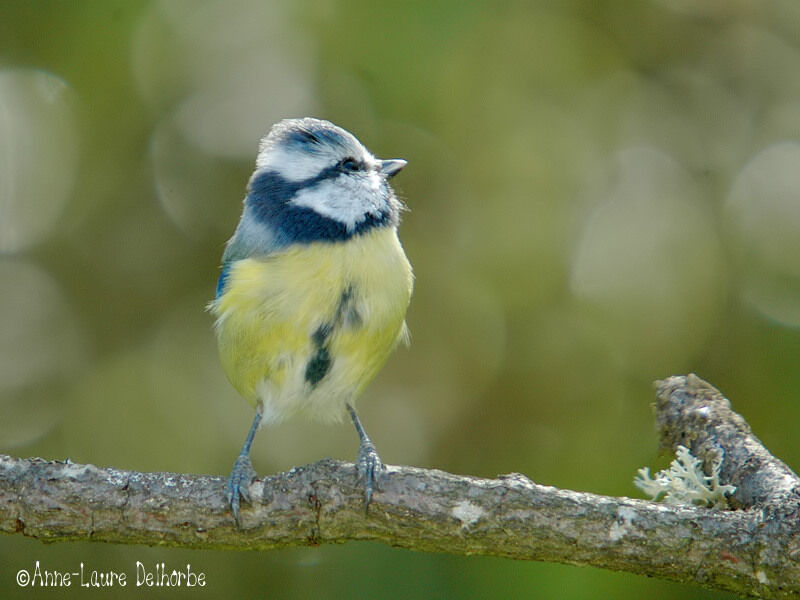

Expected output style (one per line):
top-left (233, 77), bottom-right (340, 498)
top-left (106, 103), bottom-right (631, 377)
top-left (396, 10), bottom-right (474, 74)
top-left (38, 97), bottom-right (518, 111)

top-left (209, 117), bottom-right (413, 526)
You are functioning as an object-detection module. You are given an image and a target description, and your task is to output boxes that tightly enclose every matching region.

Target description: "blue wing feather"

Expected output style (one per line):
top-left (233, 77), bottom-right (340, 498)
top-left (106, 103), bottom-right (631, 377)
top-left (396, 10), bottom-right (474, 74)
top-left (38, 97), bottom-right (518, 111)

top-left (215, 202), bottom-right (285, 298)
top-left (216, 263), bottom-right (231, 298)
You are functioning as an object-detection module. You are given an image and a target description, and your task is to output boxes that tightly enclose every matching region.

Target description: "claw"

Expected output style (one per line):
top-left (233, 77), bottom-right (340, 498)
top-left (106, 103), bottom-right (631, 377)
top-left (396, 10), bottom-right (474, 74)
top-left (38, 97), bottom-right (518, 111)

top-left (227, 454), bottom-right (256, 527)
top-left (346, 403), bottom-right (386, 511)
top-left (356, 440), bottom-right (385, 510)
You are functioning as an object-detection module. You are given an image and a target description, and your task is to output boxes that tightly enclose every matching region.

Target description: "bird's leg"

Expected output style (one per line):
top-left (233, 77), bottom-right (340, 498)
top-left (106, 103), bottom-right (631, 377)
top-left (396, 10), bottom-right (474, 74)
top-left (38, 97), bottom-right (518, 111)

top-left (226, 406), bottom-right (263, 527)
top-left (346, 403), bottom-right (385, 510)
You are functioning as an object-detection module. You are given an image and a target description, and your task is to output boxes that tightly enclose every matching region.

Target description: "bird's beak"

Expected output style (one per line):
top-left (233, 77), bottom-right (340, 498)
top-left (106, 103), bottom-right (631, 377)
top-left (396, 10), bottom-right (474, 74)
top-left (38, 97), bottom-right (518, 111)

top-left (380, 159), bottom-right (407, 178)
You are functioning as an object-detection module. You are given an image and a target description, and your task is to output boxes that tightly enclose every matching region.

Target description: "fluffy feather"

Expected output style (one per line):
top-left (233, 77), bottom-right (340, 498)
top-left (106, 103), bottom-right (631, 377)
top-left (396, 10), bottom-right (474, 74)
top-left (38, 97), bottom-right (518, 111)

top-left (211, 226), bottom-right (413, 423)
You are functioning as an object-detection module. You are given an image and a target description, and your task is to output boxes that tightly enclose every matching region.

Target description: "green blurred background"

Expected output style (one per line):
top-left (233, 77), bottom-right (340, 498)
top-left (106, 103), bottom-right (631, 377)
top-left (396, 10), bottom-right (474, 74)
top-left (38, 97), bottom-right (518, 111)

top-left (2, 1), bottom-right (800, 598)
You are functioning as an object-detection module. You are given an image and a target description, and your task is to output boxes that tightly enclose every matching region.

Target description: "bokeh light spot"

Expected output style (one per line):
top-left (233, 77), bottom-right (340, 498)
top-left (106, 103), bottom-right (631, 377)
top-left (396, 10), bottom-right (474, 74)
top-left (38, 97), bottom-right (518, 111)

top-left (571, 147), bottom-right (723, 371)
top-left (726, 141), bottom-right (800, 327)
top-left (132, 0), bottom-right (318, 159)
top-left (0, 69), bottom-right (79, 253)
top-left (0, 260), bottom-right (86, 393)
top-left (0, 260), bottom-right (86, 448)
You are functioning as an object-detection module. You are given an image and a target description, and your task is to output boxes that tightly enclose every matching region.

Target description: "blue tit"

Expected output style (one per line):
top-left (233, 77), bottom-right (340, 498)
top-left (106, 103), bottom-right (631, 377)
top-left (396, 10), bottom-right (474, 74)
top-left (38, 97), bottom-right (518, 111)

top-left (209, 118), bottom-right (413, 525)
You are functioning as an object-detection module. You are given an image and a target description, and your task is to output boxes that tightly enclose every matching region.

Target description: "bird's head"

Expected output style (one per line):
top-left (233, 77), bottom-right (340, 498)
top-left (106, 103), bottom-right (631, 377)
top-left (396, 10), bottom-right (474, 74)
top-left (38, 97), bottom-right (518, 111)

top-left (245, 118), bottom-right (406, 243)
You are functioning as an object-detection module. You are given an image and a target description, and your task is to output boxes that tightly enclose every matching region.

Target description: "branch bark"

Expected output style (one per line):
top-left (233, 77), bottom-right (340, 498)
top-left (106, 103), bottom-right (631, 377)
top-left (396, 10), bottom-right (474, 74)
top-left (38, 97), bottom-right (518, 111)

top-left (1, 374), bottom-right (798, 597)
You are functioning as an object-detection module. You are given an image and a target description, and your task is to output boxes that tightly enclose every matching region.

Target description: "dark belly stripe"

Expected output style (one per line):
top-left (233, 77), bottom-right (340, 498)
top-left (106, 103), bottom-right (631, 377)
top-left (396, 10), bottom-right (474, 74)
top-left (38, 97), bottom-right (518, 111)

top-left (304, 284), bottom-right (361, 388)
top-left (305, 346), bottom-right (331, 385)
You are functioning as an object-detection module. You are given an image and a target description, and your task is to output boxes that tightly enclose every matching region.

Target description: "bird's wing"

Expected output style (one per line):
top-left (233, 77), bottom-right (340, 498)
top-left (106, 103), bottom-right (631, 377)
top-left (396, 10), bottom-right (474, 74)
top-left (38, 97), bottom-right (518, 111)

top-left (216, 205), bottom-right (284, 299)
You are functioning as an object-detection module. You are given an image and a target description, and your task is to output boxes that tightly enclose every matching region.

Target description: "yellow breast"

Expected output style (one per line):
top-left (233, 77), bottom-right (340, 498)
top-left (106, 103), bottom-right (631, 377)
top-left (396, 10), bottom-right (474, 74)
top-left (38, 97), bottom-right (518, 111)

top-left (211, 226), bottom-right (413, 422)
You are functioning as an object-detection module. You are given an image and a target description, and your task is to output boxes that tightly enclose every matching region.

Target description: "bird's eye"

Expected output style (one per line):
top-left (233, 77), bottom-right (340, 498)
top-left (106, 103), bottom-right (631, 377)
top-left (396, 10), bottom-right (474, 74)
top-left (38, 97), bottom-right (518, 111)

top-left (341, 158), bottom-right (360, 172)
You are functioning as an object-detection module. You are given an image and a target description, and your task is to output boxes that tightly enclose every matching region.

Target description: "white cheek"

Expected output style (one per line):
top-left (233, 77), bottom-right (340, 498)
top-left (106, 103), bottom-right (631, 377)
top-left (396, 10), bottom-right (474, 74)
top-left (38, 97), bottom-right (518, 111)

top-left (256, 148), bottom-right (335, 181)
top-left (291, 174), bottom-right (385, 231)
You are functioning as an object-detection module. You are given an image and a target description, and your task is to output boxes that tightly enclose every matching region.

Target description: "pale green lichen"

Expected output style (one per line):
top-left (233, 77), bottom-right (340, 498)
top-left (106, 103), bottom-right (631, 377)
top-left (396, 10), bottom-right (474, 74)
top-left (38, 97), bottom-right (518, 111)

top-left (634, 445), bottom-right (736, 508)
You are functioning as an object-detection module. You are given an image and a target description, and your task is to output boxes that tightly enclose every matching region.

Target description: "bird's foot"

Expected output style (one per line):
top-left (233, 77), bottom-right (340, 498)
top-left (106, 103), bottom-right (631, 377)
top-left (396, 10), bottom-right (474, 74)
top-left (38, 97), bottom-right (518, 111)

top-left (226, 454), bottom-right (257, 527)
top-left (355, 440), bottom-right (385, 510)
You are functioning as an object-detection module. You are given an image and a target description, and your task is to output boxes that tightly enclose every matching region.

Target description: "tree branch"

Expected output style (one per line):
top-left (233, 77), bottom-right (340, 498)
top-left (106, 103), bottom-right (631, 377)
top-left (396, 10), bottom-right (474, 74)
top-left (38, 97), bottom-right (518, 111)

top-left (2, 374), bottom-right (798, 597)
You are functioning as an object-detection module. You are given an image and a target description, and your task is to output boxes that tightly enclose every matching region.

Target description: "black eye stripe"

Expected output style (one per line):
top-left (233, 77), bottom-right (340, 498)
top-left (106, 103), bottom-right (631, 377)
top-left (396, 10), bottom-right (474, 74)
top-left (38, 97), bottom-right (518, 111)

top-left (339, 157), bottom-right (365, 172)
top-left (253, 160), bottom-right (355, 201)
